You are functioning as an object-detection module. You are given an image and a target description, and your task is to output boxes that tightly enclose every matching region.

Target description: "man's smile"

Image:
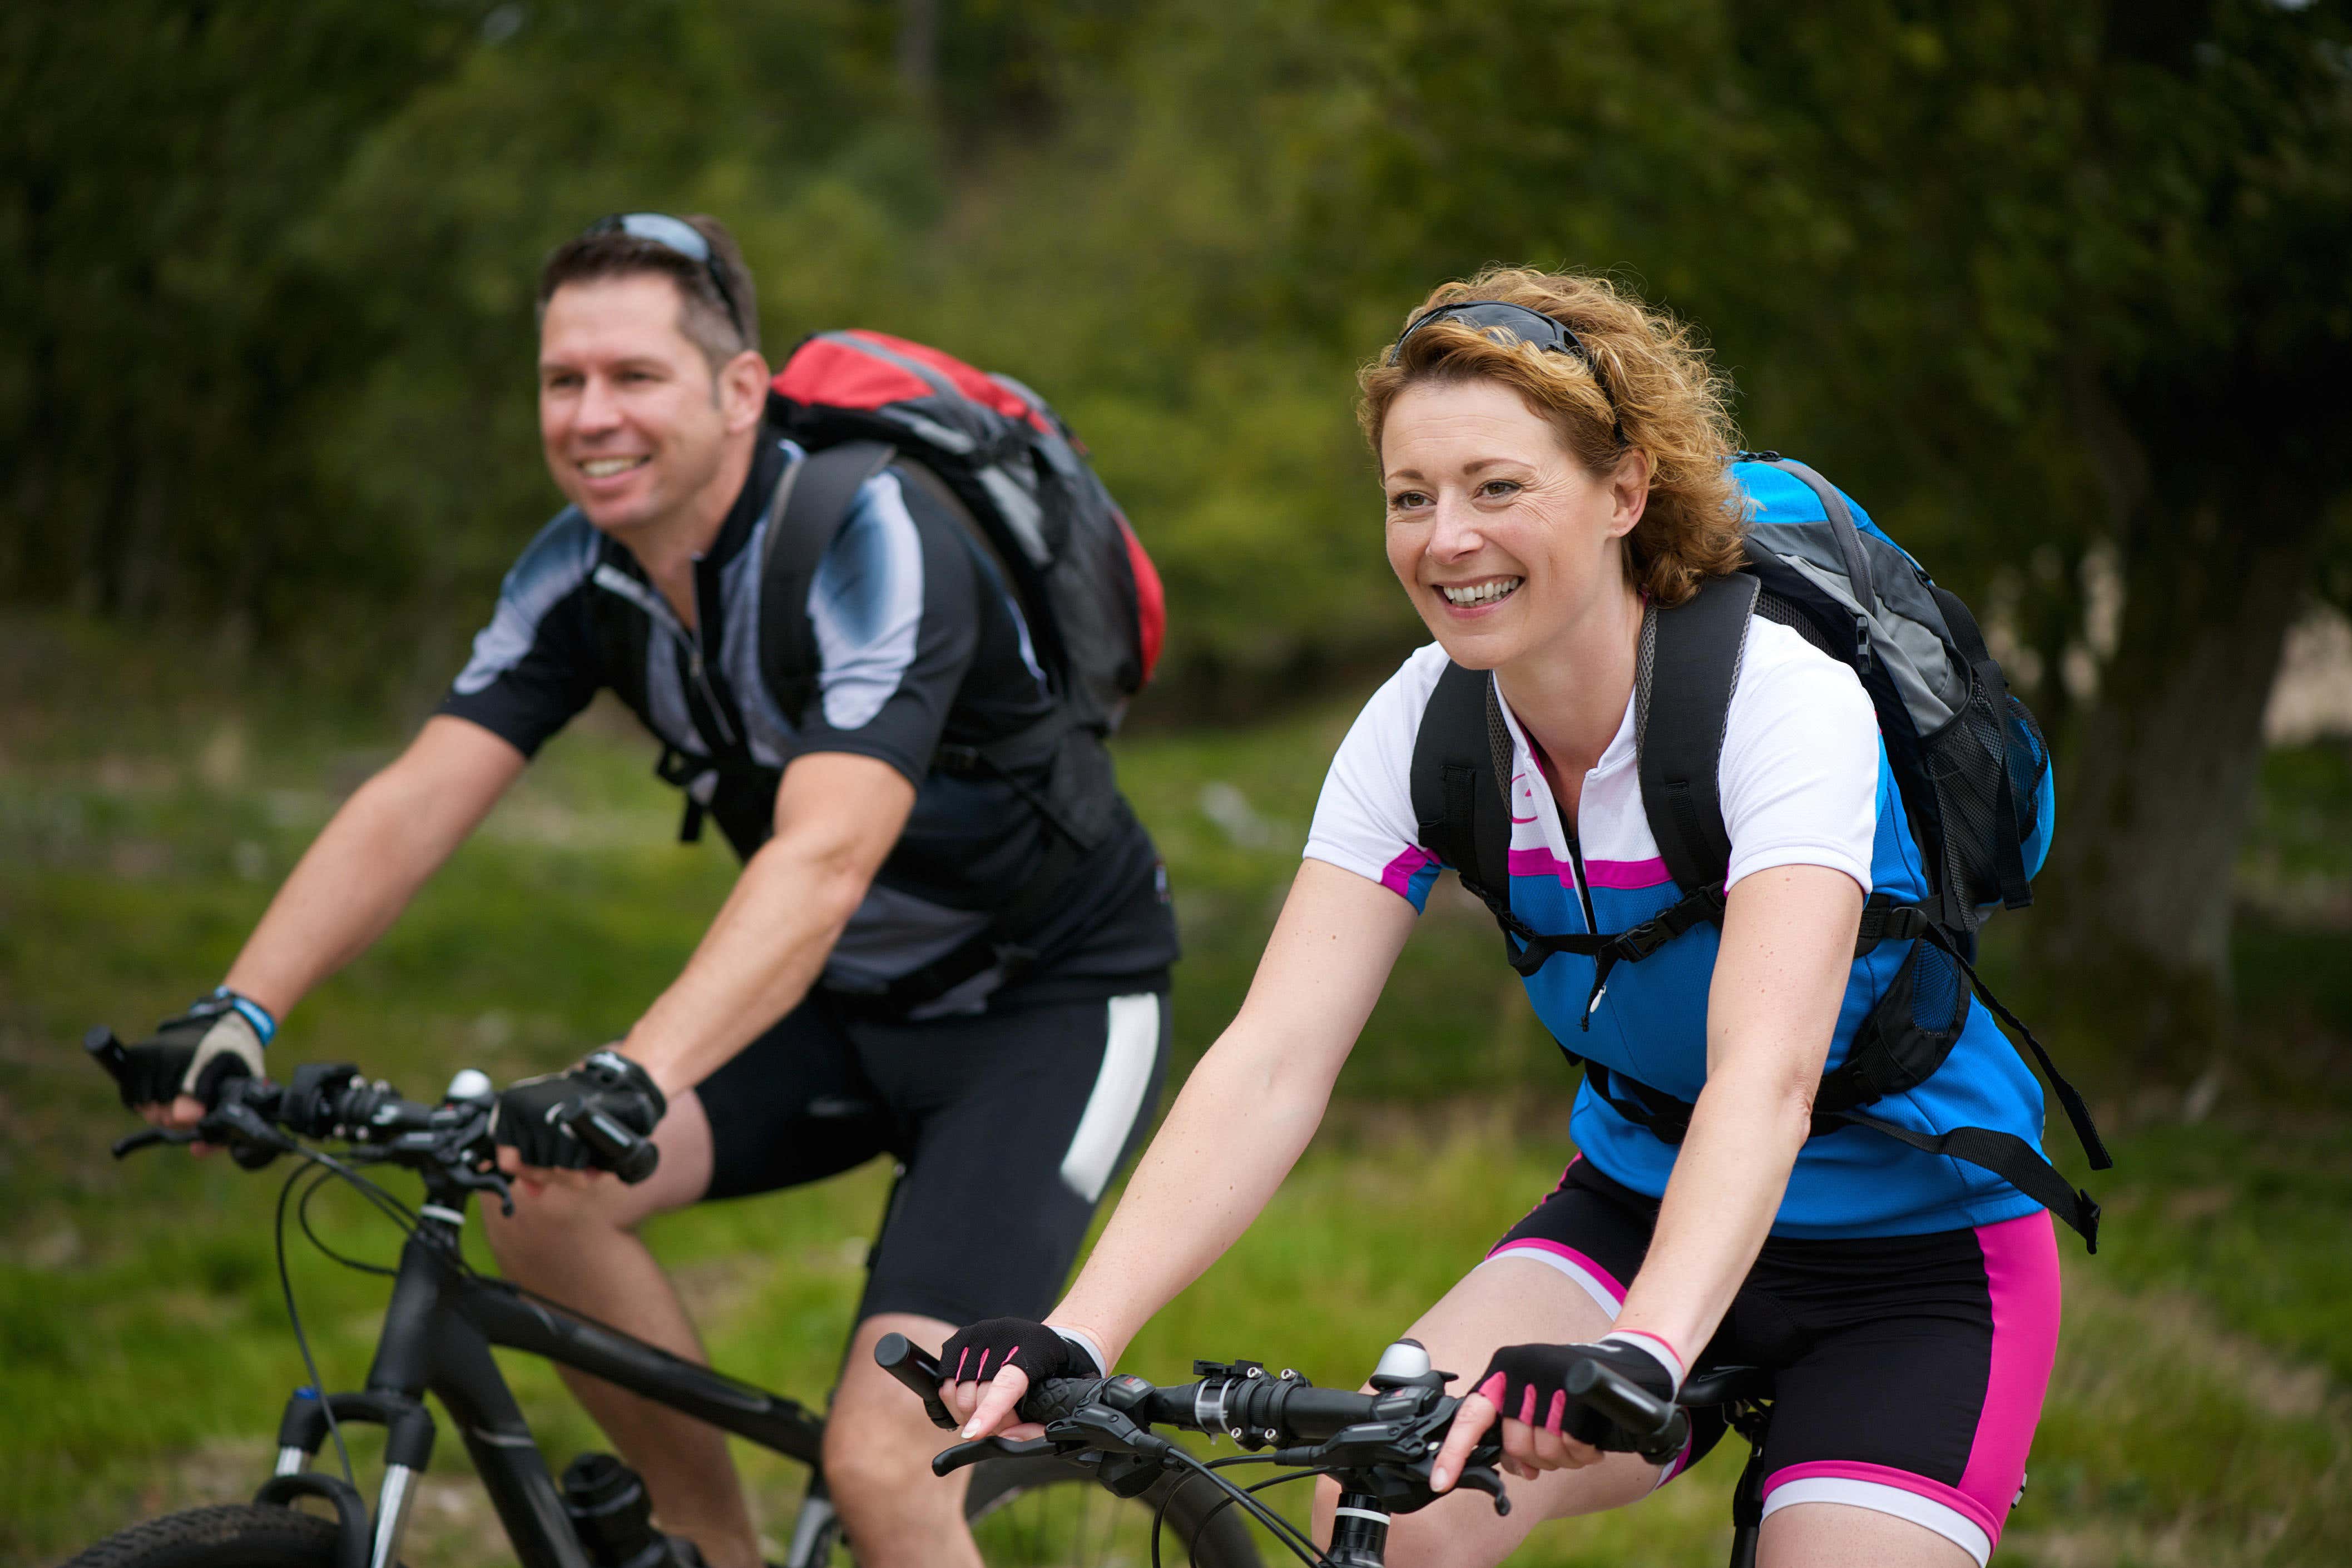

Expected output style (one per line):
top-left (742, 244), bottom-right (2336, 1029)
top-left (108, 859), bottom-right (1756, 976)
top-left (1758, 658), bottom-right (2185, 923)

top-left (579, 455), bottom-right (652, 479)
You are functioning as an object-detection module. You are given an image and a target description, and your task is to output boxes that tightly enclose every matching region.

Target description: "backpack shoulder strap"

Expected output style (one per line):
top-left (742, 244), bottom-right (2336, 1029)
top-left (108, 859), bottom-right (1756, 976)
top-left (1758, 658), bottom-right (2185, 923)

top-left (1409, 662), bottom-right (1514, 914)
top-left (757, 440), bottom-right (898, 723)
top-left (1636, 572), bottom-right (1760, 893)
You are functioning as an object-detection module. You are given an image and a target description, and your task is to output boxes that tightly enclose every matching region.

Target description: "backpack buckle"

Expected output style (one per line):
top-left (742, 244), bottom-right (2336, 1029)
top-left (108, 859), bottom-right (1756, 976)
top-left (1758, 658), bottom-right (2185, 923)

top-left (1852, 612), bottom-right (1874, 676)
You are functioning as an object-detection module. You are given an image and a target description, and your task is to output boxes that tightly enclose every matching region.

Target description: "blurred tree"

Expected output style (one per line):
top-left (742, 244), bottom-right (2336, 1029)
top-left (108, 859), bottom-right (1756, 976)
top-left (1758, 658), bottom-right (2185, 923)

top-left (1696, 0), bottom-right (2352, 1076)
top-left (5, 0), bottom-right (2345, 1080)
top-left (0, 0), bottom-right (488, 642)
top-left (1291, 0), bottom-right (2352, 1077)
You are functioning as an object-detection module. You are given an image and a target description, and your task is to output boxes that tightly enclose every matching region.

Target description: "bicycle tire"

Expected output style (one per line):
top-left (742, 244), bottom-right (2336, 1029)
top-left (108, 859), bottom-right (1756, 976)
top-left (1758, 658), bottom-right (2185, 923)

top-left (962, 1452), bottom-right (1264, 1567)
top-left (58, 1504), bottom-right (371, 1568)
top-left (60, 1468), bottom-right (1265, 1568)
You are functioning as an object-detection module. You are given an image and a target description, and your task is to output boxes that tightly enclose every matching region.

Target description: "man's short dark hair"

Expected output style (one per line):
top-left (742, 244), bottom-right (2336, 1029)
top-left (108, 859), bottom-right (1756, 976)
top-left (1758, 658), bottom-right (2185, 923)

top-left (538, 214), bottom-right (760, 372)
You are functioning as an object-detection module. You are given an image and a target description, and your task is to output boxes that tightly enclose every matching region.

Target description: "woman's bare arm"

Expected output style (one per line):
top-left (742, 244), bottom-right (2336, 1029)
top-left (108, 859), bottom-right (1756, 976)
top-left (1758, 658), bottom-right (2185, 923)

top-left (954, 857), bottom-right (1418, 1435)
top-left (1608, 862), bottom-right (1864, 1357)
top-left (1430, 861), bottom-right (1861, 1488)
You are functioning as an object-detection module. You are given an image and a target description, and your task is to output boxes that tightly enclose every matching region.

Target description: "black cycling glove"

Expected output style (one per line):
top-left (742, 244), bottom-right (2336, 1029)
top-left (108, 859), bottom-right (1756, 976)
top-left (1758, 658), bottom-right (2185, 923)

top-left (118, 990), bottom-right (274, 1109)
top-left (492, 1050), bottom-right (667, 1172)
top-left (1472, 1332), bottom-right (1682, 1451)
top-left (939, 1318), bottom-right (1108, 1391)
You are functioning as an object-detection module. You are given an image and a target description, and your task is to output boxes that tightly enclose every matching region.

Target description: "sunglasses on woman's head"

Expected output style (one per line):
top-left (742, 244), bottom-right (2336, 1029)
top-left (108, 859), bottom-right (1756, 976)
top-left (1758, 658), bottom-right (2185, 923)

top-left (1388, 299), bottom-right (1623, 443)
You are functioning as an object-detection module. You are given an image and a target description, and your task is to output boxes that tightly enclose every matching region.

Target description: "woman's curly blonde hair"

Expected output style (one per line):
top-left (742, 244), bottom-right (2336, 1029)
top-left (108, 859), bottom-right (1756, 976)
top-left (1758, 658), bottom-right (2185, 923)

top-left (1357, 267), bottom-right (1748, 608)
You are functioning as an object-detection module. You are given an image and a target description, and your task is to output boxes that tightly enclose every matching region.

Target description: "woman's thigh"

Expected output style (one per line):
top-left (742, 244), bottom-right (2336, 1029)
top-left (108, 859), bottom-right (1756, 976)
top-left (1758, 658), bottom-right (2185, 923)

top-left (1749, 1208), bottom-right (2063, 1567)
top-left (1323, 1255), bottom-right (1662, 1568)
top-left (1759, 1501), bottom-right (1977, 1567)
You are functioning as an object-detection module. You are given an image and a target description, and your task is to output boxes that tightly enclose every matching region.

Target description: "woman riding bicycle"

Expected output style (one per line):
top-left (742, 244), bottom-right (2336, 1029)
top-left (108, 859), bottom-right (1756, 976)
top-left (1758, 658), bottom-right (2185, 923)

top-left (942, 269), bottom-right (2061, 1568)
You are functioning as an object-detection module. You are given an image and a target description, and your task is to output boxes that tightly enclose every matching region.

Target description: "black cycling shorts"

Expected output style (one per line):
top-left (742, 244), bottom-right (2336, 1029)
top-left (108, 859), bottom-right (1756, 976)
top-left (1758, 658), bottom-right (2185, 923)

top-left (694, 986), bottom-right (1170, 1328)
top-left (1487, 1158), bottom-right (2059, 1566)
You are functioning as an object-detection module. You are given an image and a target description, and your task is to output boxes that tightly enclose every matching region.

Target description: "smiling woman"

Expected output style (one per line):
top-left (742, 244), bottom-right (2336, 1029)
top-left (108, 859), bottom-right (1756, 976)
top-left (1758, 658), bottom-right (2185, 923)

top-left (940, 266), bottom-right (2069, 1568)
top-left (1359, 269), bottom-right (1745, 617)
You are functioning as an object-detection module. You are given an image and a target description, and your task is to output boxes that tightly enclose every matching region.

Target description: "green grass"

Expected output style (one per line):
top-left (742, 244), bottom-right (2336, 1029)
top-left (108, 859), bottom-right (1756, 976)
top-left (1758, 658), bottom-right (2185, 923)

top-left (4, 621), bottom-right (2350, 1565)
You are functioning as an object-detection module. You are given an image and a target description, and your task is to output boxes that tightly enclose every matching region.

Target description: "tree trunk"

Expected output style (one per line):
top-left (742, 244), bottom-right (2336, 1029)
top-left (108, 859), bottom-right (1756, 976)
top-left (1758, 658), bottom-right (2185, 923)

top-left (896, 0), bottom-right (939, 110)
top-left (2033, 475), bottom-right (2326, 1084)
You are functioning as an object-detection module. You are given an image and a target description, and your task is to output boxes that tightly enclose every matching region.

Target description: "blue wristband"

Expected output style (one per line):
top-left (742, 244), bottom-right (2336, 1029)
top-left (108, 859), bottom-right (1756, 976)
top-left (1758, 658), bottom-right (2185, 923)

top-left (212, 985), bottom-right (278, 1046)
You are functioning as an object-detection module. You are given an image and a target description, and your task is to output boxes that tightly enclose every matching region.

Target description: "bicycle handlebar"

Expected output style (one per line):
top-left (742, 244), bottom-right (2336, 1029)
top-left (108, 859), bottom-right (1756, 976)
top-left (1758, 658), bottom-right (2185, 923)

top-left (876, 1329), bottom-right (1694, 1475)
top-left (82, 1027), bottom-right (660, 1188)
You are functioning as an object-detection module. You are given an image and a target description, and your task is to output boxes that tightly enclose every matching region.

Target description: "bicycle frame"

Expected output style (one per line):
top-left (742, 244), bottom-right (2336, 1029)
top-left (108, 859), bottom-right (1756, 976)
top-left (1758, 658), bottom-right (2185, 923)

top-left (265, 1188), bottom-right (830, 1568)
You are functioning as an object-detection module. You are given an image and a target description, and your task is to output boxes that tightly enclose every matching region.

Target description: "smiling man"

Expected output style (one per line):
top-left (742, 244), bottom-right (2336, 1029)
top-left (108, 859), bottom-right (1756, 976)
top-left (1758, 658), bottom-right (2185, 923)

top-left (117, 214), bottom-right (1179, 1568)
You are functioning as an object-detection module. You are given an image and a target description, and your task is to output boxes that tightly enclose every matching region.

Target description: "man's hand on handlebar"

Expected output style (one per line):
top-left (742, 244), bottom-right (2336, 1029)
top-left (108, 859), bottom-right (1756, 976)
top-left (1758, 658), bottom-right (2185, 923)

top-left (1429, 1335), bottom-right (1682, 1492)
top-left (491, 1049), bottom-right (666, 1189)
top-left (120, 991), bottom-right (275, 1142)
top-left (938, 1317), bottom-right (1107, 1440)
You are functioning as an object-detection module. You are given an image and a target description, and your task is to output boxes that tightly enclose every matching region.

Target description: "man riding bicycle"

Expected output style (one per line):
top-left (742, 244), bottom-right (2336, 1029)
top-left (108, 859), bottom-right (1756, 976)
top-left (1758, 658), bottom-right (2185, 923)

top-left (118, 212), bottom-right (1179, 1568)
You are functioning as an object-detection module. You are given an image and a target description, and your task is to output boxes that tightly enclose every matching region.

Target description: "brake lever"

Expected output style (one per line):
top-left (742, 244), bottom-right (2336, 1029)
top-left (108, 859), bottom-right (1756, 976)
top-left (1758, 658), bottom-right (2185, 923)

top-left (111, 1127), bottom-right (197, 1158)
top-left (1447, 1461), bottom-right (1512, 1516)
top-left (1044, 1403), bottom-right (1175, 1460)
top-left (202, 1099), bottom-right (299, 1170)
top-left (929, 1434), bottom-right (1062, 1476)
top-left (446, 1160), bottom-right (516, 1217)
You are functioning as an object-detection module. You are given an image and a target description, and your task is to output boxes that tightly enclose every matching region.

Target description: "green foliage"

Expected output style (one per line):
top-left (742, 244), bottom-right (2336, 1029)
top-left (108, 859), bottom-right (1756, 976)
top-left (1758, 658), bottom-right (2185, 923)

top-left (9, 1), bottom-right (2348, 719)
top-left (3, 653), bottom-right (2350, 1562)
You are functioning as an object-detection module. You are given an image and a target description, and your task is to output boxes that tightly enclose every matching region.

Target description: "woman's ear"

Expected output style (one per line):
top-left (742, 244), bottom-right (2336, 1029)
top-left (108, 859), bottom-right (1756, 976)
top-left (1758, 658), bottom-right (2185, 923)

top-left (1607, 448), bottom-right (1652, 539)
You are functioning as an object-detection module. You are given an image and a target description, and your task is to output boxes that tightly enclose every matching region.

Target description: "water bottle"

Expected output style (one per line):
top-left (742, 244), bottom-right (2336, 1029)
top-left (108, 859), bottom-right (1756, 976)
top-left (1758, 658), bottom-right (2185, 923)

top-left (560, 1453), bottom-right (681, 1568)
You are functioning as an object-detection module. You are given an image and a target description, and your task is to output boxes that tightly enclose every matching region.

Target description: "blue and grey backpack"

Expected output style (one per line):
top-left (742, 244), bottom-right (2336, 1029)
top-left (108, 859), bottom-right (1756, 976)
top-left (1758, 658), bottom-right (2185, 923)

top-left (1409, 454), bottom-right (2110, 1248)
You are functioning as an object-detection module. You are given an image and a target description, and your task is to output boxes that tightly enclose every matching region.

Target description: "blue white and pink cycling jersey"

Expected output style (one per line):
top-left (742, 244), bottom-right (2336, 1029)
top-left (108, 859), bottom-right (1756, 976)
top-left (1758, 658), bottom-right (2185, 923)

top-left (1304, 622), bottom-right (2063, 1562)
top-left (1304, 623), bottom-right (2051, 1238)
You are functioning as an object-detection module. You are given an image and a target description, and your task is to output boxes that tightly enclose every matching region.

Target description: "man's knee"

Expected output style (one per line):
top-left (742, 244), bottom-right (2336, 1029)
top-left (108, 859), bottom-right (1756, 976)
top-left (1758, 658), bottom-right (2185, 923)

top-left (481, 1176), bottom-right (649, 1264)
top-left (484, 1088), bottom-right (715, 1265)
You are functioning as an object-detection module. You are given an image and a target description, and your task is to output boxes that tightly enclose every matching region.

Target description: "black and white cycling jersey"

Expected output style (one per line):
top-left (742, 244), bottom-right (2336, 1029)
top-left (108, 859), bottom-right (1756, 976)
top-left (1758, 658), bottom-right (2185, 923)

top-left (439, 428), bottom-right (1177, 1013)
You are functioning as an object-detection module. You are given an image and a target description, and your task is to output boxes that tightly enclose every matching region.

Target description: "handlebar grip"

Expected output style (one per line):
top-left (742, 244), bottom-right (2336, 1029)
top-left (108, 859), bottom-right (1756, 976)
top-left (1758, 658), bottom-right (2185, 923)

top-left (874, 1332), bottom-right (959, 1431)
top-left (1023, 1375), bottom-right (1107, 1426)
top-left (1563, 1359), bottom-right (1690, 1465)
top-left (568, 1106), bottom-right (660, 1183)
top-left (85, 1026), bottom-right (133, 1094)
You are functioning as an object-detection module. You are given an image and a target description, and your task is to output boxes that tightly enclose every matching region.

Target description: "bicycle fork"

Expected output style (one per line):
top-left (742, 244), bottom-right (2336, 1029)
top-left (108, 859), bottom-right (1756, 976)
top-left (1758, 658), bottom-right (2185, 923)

top-left (261, 1386), bottom-right (437, 1568)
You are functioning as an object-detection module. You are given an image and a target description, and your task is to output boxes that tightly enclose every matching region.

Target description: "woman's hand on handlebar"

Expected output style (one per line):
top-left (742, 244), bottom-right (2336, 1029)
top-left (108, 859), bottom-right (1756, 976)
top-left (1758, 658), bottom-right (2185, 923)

top-left (937, 1317), bottom-right (1103, 1439)
top-left (1429, 1338), bottom-right (1678, 1491)
top-left (1430, 1381), bottom-right (1607, 1491)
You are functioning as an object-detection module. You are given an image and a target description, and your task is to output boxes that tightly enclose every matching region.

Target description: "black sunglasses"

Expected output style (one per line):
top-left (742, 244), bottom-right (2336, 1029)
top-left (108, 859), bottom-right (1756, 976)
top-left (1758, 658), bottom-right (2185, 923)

top-left (585, 212), bottom-right (747, 345)
top-left (1388, 300), bottom-right (1623, 442)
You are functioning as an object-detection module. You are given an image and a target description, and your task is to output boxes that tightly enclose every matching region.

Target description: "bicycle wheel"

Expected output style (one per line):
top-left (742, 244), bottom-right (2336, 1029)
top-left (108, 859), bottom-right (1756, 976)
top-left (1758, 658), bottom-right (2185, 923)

top-left (60, 1504), bottom-right (362, 1568)
top-left (960, 1453), bottom-right (1264, 1567)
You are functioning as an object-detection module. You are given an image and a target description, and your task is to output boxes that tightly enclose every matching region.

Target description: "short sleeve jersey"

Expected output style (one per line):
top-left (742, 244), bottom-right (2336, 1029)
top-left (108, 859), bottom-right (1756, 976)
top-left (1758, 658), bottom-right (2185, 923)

top-left (438, 430), bottom-right (1177, 1010)
top-left (1304, 628), bottom-right (2048, 1239)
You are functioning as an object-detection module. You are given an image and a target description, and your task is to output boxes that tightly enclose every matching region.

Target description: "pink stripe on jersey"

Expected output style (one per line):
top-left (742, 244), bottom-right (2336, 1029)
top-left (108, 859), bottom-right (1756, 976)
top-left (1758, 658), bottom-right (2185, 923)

top-left (1506, 845), bottom-right (1574, 882)
top-left (1956, 1209), bottom-right (2062, 1548)
top-left (1762, 1461), bottom-right (2003, 1550)
top-left (1503, 846), bottom-right (1674, 891)
top-left (1379, 845), bottom-right (1435, 900)
top-left (1584, 856), bottom-right (1671, 889)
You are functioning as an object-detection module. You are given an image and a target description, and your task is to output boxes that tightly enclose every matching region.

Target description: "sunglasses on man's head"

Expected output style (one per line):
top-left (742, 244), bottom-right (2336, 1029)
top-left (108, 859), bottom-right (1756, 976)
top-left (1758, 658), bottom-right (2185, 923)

top-left (1388, 299), bottom-right (1623, 441)
top-left (583, 212), bottom-right (746, 343)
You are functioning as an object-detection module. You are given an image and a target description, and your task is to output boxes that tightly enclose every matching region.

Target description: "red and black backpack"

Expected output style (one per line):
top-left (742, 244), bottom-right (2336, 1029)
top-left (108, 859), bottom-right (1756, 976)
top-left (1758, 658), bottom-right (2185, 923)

top-left (764, 329), bottom-right (1164, 738)
top-left (709, 331), bottom-right (1166, 1010)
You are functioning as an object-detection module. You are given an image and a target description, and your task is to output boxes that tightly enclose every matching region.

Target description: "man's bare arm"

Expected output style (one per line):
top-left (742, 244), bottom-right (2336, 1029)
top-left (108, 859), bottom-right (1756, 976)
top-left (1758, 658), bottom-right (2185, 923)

top-left (142, 716), bottom-right (527, 1127)
top-left (221, 715), bottom-right (526, 1018)
top-left (618, 751), bottom-right (915, 1098)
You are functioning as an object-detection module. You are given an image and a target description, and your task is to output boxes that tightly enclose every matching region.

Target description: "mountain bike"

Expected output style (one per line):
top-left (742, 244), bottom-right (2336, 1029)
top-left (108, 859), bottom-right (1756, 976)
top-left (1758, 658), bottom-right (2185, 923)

top-left (62, 1029), bottom-right (1260, 1568)
top-left (873, 1332), bottom-right (1781, 1567)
